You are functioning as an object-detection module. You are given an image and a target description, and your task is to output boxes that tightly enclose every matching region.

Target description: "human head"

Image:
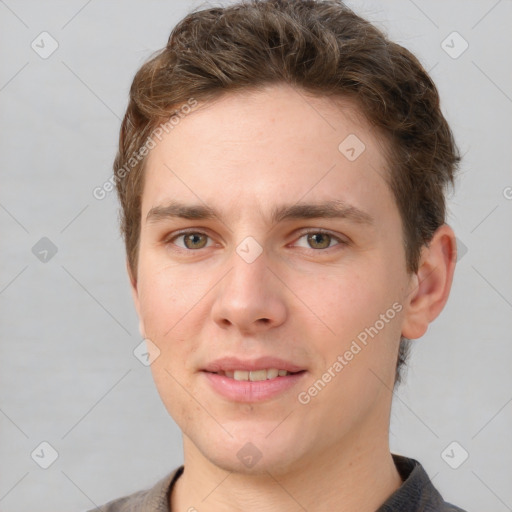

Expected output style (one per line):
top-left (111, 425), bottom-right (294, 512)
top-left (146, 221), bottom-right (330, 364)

top-left (114, 0), bottom-right (460, 386)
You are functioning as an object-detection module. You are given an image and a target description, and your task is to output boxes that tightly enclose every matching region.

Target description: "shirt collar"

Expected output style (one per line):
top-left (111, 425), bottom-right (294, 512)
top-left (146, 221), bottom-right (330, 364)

top-left (376, 454), bottom-right (448, 511)
top-left (141, 454), bottom-right (449, 512)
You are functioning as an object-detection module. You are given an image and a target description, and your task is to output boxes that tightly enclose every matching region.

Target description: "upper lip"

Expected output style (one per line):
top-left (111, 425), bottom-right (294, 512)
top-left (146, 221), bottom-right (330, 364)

top-left (202, 356), bottom-right (306, 373)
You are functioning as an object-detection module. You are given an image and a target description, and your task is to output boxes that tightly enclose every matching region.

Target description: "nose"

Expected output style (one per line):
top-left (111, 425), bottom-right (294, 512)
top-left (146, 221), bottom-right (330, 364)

top-left (210, 245), bottom-right (288, 335)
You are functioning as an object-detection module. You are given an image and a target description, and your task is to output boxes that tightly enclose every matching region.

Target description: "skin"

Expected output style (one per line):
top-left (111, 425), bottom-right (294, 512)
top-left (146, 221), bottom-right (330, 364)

top-left (128, 83), bottom-right (457, 512)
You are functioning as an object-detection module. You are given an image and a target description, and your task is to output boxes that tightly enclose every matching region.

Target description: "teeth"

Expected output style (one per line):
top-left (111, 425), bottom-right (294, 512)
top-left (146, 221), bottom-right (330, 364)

top-left (225, 368), bottom-right (290, 381)
top-left (266, 368), bottom-right (279, 379)
top-left (234, 370), bottom-right (249, 381)
top-left (249, 370), bottom-right (267, 381)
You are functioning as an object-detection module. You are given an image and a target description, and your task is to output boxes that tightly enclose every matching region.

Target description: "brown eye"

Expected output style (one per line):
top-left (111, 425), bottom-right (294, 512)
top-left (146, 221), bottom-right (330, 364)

top-left (182, 232), bottom-right (208, 249)
top-left (306, 232), bottom-right (332, 249)
top-left (293, 230), bottom-right (347, 252)
top-left (168, 231), bottom-right (211, 250)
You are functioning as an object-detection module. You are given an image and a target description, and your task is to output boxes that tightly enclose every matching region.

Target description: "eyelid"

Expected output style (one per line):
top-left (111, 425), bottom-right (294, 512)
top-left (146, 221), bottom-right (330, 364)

top-left (164, 229), bottom-right (216, 250)
top-left (164, 227), bottom-right (349, 252)
top-left (291, 228), bottom-right (349, 249)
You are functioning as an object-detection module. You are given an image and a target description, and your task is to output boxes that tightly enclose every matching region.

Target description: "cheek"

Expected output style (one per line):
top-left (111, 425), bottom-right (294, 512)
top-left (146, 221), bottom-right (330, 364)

top-left (137, 263), bottom-right (206, 370)
top-left (137, 263), bottom-right (195, 333)
top-left (149, 358), bottom-right (194, 425)
top-left (303, 267), bottom-right (389, 336)
top-left (305, 262), bottom-right (405, 379)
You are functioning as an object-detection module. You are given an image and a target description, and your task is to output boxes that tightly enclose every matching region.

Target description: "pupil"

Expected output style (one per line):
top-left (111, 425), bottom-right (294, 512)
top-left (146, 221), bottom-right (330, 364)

top-left (310, 233), bottom-right (329, 249)
top-left (187, 233), bottom-right (204, 248)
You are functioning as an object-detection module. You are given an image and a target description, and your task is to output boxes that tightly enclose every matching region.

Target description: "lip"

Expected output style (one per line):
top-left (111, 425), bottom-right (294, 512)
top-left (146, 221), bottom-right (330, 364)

top-left (201, 356), bottom-right (307, 403)
top-left (202, 356), bottom-right (305, 373)
top-left (202, 371), bottom-right (307, 402)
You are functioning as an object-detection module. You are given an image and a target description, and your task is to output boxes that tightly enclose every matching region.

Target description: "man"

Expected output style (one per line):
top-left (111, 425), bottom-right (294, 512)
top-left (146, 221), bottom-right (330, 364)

top-left (96, 0), bottom-right (466, 510)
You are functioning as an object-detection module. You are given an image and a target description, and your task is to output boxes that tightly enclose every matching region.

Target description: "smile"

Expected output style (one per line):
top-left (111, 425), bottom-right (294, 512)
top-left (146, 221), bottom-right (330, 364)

top-left (212, 369), bottom-right (297, 381)
top-left (203, 370), bottom-right (307, 402)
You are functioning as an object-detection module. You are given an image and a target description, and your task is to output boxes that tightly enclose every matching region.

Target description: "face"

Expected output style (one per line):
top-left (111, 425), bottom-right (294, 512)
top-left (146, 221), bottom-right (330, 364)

top-left (131, 83), bottom-right (416, 475)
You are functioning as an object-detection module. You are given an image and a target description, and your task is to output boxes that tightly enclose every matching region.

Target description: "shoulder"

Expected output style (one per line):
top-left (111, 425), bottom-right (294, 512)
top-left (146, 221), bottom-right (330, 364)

top-left (88, 466), bottom-right (183, 512)
top-left (441, 503), bottom-right (468, 512)
top-left (378, 454), bottom-right (468, 512)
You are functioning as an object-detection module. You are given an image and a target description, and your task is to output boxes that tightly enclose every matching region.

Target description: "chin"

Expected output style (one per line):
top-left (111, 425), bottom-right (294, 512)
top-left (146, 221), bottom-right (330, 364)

top-left (210, 449), bottom-right (298, 477)
top-left (194, 430), bottom-right (304, 476)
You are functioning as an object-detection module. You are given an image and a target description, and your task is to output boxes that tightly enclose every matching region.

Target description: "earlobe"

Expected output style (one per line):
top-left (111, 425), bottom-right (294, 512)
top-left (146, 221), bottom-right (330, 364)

top-left (126, 260), bottom-right (146, 338)
top-left (401, 224), bottom-right (457, 340)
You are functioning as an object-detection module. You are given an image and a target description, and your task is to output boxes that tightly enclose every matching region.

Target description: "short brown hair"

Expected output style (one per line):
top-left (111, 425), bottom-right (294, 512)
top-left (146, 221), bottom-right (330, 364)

top-left (114, 0), bottom-right (460, 386)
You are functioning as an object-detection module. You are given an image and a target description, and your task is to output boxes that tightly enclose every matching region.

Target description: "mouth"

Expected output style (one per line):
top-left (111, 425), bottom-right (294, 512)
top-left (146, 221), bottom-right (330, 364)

top-left (201, 357), bottom-right (307, 402)
top-left (205, 368), bottom-right (305, 381)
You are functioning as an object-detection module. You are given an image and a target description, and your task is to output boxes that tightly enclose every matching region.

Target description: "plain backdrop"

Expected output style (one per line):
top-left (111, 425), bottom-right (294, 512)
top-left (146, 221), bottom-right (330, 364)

top-left (1, 1), bottom-right (511, 511)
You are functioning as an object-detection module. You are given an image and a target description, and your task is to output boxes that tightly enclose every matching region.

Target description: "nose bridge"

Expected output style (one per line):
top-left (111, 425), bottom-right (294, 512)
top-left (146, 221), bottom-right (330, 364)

top-left (225, 240), bottom-right (271, 306)
top-left (211, 239), bottom-right (287, 331)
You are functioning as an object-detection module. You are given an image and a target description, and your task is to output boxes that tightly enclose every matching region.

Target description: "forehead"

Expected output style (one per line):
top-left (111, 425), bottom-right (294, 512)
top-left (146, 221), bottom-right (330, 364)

top-left (141, 83), bottom-right (393, 221)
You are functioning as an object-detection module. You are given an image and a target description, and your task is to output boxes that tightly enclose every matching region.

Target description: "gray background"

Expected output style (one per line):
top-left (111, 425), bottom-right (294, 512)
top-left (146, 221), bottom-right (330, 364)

top-left (1, 0), bottom-right (511, 511)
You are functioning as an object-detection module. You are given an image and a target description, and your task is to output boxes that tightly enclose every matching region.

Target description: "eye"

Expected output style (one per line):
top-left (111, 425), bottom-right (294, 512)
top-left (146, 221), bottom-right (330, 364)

top-left (167, 231), bottom-right (213, 250)
top-left (164, 229), bottom-right (347, 253)
top-left (293, 230), bottom-right (346, 250)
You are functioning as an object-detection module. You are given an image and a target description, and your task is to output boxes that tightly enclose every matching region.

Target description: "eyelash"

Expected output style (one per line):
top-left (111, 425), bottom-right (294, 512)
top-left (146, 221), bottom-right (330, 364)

top-left (164, 229), bottom-right (348, 254)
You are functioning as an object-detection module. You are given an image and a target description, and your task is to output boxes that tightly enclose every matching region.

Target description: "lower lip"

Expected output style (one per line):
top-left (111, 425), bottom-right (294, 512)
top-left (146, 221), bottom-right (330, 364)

top-left (202, 371), bottom-right (307, 402)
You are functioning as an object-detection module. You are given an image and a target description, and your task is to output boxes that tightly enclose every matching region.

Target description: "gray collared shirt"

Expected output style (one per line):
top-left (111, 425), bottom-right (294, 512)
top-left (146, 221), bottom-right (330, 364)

top-left (92, 454), bottom-right (467, 511)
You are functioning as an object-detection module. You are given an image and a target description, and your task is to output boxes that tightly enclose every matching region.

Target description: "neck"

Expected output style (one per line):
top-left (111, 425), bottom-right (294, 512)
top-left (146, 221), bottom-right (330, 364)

top-left (170, 424), bottom-right (402, 512)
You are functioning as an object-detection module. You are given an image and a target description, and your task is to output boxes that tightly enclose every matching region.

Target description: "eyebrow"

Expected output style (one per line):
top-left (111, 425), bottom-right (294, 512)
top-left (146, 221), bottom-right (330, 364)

top-left (146, 199), bottom-right (374, 226)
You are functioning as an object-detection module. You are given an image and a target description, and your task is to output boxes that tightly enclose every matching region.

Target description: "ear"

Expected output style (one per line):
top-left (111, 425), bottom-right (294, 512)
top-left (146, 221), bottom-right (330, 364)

top-left (401, 224), bottom-right (457, 340)
top-left (127, 259), bottom-right (146, 339)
